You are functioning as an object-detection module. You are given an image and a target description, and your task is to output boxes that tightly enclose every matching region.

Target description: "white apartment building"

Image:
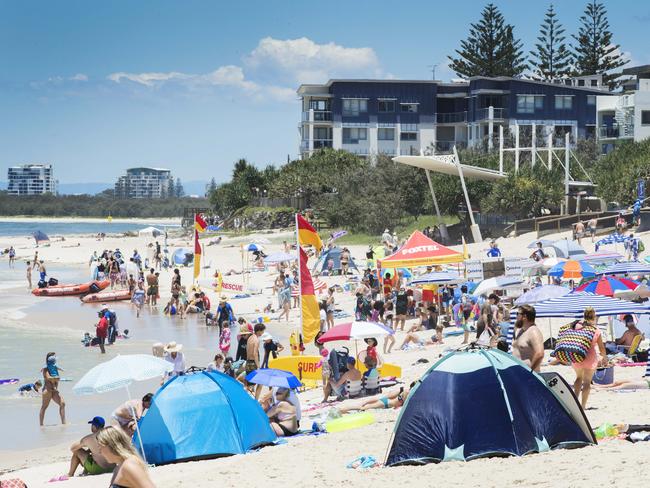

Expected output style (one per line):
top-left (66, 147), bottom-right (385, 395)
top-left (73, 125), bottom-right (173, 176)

top-left (597, 65), bottom-right (650, 153)
top-left (115, 167), bottom-right (172, 199)
top-left (7, 164), bottom-right (57, 195)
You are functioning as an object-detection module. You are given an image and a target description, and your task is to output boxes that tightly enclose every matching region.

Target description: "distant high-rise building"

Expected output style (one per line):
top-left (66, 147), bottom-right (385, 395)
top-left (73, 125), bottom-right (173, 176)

top-left (7, 164), bottom-right (57, 195)
top-left (114, 167), bottom-right (172, 199)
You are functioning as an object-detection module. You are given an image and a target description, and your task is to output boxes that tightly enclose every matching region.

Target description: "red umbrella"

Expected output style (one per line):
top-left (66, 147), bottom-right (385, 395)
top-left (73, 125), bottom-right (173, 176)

top-left (575, 276), bottom-right (640, 297)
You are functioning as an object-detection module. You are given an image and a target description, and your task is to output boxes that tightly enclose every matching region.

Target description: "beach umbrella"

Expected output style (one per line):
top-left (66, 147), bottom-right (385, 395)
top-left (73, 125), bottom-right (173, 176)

top-left (595, 233), bottom-right (630, 251)
top-left (33, 230), bottom-right (49, 244)
top-left (410, 271), bottom-right (463, 285)
top-left (382, 268), bottom-right (412, 279)
top-left (514, 285), bottom-right (571, 306)
top-left (508, 292), bottom-right (650, 319)
top-left (526, 239), bottom-right (554, 249)
top-left (245, 368), bottom-right (302, 389)
top-left (548, 260), bottom-right (596, 280)
top-left (291, 278), bottom-right (327, 297)
top-left (246, 243), bottom-right (264, 252)
top-left (575, 276), bottom-right (640, 297)
top-left (318, 321), bottom-right (394, 343)
top-left (550, 239), bottom-right (586, 259)
top-left (472, 276), bottom-right (524, 297)
top-left (330, 230), bottom-right (348, 242)
top-left (73, 354), bottom-right (173, 463)
top-left (264, 252), bottom-right (297, 264)
top-left (574, 252), bottom-right (624, 264)
top-left (597, 261), bottom-right (650, 277)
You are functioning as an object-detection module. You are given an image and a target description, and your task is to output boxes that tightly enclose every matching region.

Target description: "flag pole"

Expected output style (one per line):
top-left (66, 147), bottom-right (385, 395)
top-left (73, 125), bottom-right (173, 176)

top-left (295, 213), bottom-right (304, 347)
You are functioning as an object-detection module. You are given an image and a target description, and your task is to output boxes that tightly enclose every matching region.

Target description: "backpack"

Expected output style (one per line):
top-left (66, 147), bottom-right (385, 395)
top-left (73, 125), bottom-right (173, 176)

top-left (48, 277), bottom-right (58, 286)
top-left (552, 321), bottom-right (597, 365)
top-left (639, 240), bottom-right (645, 253)
top-left (328, 346), bottom-right (350, 381)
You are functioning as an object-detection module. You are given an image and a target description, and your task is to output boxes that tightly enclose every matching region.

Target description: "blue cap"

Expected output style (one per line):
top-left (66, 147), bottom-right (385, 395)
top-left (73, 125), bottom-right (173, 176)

top-left (88, 416), bottom-right (105, 428)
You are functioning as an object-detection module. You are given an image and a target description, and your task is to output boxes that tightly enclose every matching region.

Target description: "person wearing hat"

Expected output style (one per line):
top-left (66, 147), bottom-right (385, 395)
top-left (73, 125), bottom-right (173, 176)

top-left (67, 416), bottom-right (115, 477)
top-left (235, 318), bottom-right (252, 361)
top-left (216, 296), bottom-right (235, 334)
top-left (163, 342), bottom-right (185, 377)
top-left (261, 332), bottom-right (284, 369)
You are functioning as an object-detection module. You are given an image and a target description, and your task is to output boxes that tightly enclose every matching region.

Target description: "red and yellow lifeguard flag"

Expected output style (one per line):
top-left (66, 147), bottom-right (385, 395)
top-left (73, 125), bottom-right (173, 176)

top-left (296, 214), bottom-right (322, 252)
top-left (193, 230), bottom-right (202, 281)
top-left (195, 213), bottom-right (208, 233)
top-left (299, 247), bottom-right (320, 343)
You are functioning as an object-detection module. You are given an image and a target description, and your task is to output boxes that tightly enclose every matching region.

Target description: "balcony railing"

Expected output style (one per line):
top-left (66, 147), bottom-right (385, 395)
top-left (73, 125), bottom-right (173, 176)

top-left (302, 110), bottom-right (332, 122)
top-left (435, 141), bottom-right (455, 153)
top-left (475, 107), bottom-right (508, 120)
top-left (599, 126), bottom-right (619, 138)
top-left (436, 111), bottom-right (467, 123)
top-left (313, 139), bottom-right (333, 149)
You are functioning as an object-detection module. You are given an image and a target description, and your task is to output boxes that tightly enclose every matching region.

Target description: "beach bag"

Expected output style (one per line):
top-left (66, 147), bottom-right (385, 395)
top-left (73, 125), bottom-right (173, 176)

top-left (639, 241), bottom-right (645, 253)
top-left (552, 321), bottom-right (596, 365)
top-left (592, 367), bottom-right (614, 385)
top-left (48, 277), bottom-right (58, 286)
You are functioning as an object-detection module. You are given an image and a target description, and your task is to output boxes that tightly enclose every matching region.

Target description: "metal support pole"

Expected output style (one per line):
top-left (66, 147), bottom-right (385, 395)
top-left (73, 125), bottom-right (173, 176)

top-left (453, 146), bottom-right (482, 243)
top-left (565, 132), bottom-right (570, 215)
top-left (425, 169), bottom-right (449, 242)
top-left (499, 125), bottom-right (504, 174)
top-left (547, 131), bottom-right (553, 170)
top-left (514, 124), bottom-right (520, 173)
top-left (531, 123), bottom-right (536, 168)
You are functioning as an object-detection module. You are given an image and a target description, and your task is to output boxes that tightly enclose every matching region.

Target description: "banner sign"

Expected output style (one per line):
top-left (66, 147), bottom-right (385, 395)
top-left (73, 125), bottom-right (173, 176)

top-left (503, 257), bottom-right (525, 278)
top-left (464, 260), bottom-right (484, 281)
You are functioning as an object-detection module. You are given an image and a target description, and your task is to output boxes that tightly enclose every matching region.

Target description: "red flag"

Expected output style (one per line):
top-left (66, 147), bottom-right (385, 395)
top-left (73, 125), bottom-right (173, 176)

top-left (195, 213), bottom-right (207, 233)
top-left (193, 230), bottom-right (201, 280)
top-left (299, 247), bottom-right (320, 343)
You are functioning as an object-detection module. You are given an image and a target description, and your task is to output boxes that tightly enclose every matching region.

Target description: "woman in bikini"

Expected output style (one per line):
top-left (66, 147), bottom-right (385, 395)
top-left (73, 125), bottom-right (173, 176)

top-left (266, 387), bottom-right (298, 437)
top-left (96, 426), bottom-right (155, 488)
top-left (337, 386), bottom-right (410, 414)
top-left (39, 352), bottom-right (66, 426)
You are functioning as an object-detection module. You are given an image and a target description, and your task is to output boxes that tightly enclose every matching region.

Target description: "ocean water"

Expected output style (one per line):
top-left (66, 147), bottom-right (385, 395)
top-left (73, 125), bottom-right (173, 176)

top-left (0, 221), bottom-right (179, 238)
top-left (0, 263), bottom-right (288, 451)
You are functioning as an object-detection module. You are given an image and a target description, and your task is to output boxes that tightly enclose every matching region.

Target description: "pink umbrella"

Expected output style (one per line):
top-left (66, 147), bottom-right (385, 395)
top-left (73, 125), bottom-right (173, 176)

top-left (318, 321), bottom-right (394, 343)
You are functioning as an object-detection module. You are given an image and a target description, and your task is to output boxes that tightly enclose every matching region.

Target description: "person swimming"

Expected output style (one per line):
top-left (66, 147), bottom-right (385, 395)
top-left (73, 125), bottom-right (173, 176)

top-left (18, 380), bottom-right (42, 395)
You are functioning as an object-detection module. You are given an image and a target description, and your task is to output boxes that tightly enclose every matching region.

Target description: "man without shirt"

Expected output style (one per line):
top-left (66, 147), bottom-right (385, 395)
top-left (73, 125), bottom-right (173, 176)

top-left (67, 416), bottom-right (115, 477)
top-left (512, 304), bottom-right (544, 372)
top-left (246, 323), bottom-right (265, 399)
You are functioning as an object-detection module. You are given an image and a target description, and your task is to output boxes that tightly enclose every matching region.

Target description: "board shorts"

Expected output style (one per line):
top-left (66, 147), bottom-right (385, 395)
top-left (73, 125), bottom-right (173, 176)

top-left (147, 285), bottom-right (158, 296)
top-left (83, 454), bottom-right (112, 475)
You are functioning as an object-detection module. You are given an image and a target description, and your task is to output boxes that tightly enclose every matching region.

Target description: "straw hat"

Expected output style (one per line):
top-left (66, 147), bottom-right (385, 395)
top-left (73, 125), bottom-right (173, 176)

top-left (164, 341), bottom-right (183, 353)
top-left (240, 323), bottom-right (252, 335)
top-left (219, 296), bottom-right (228, 303)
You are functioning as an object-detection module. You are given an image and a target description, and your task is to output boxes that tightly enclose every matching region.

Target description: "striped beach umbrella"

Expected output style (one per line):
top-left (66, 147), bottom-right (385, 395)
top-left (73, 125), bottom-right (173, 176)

top-left (509, 292), bottom-right (650, 319)
top-left (595, 233), bottom-right (630, 251)
top-left (597, 261), bottom-right (650, 277)
top-left (514, 285), bottom-right (571, 305)
top-left (548, 260), bottom-right (596, 280)
top-left (291, 279), bottom-right (327, 297)
top-left (575, 277), bottom-right (640, 297)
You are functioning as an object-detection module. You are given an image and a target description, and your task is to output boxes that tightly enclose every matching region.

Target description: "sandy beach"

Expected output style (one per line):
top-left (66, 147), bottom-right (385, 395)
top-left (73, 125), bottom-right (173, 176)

top-left (1, 223), bottom-right (650, 487)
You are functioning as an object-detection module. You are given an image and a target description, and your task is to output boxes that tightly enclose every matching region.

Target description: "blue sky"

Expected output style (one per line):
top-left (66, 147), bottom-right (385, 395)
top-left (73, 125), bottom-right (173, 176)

top-left (1, 0), bottom-right (648, 184)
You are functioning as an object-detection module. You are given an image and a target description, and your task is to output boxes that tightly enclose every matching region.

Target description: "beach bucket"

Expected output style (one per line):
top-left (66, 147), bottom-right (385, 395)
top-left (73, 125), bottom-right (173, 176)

top-left (593, 366), bottom-right (614, 385)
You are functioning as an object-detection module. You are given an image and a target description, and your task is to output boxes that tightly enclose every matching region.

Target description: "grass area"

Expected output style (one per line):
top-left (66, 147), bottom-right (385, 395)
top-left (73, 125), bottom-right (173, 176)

top-left (332, 214), bottom-right (458, 246)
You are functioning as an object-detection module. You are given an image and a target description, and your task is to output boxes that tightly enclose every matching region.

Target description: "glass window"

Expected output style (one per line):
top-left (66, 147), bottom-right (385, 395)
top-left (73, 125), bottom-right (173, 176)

top-left (401, 123), bottom-right (417, 132)
top-left (578, 80), bottom-right (585, 86)
top-left (555, 95), bottom-right (573, 110)
top-left (516, 95), bottom-right (543, 113)
top-left (591, 79), bottom-right (599, 87)
top-left (400, 132), bottom-right (417, 141)
top-left (587, 95), bottom-right (596, 106)
top-left (342, 99), bottom-right (367, 116)
top-left (342, 127), bottom-right (367, 144)
top-left (309, 100), bottom-right (328, 110)
top-left (313, 127), bottom-right (331, 140)
top-left (400, 103), bottom-right (418, 113)
top-left (642, 111), bottom-right (650, 125)
top-left (378, 100), bottom-right (395, 113)
top-left (378, 128), bottom-right (395, 140)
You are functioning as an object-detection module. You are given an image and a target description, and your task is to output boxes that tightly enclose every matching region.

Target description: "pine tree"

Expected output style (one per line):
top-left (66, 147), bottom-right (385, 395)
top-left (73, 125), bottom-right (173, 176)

top-left (448, 3), bottom-right (527, 78)
top-left (166, 177), bottom-right (175, 198)
top-left (209, 177), bottom-right (217, 192)
top-left (530, 4), bottom-right (573, 81)
top-left (175, 178), bottom-right (184, 198)
top-left (572, 0), bottom-right (627, 88)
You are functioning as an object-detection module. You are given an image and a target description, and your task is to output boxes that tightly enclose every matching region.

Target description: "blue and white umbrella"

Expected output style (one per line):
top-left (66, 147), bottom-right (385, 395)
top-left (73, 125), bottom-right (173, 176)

top-left (410, 271), bottom-right (463, 285)
top-left (595, 233), bottom-right (631, 251)
top-left (245, 368), bottom-right (302, 389)
top-left (514, 285), bottom-right (571, 306)
top-left (550, 239), bottom-right (586, 259)
top-left (472, 275), bottom-right (524, 297)
top-left (597, 261), bottom-right (650, 277)
top-left (246, 243), bottom-right (264, 252)
top-left (509, 292), bottom-right (650, 320)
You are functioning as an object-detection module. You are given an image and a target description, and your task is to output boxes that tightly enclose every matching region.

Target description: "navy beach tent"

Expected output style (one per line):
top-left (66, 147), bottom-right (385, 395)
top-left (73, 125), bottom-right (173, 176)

top-left (134, 371), bottom-right (277, 465)
top-left (313, 247), bottom-right (359, 274)
top-left (385, 347), bottom-right (595, 466)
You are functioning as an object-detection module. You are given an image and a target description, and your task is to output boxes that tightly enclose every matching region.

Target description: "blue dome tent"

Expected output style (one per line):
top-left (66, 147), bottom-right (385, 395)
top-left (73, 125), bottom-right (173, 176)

top-left (385, 348), bottom-right (595, 466)
top-left (134, 371), bottom-right (277, 465)
top-left (172, 248), bottom-right (194, 266)
top-left (312, 247), bottom-right (359, 274)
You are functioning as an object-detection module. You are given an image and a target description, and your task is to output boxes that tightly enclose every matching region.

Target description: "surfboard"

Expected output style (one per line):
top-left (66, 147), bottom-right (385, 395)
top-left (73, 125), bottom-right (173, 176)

top-left (0, 378), bottom-right (19, 385)
top-left (538, 371), bottom-right (597, 444)
top-left (269, 355), bottom-right (402, 382)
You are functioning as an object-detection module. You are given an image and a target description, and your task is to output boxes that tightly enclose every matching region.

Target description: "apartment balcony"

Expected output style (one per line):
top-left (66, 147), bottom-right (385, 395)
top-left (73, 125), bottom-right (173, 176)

top-left (301, 110), bottom-right (333, 122)
top-left (475, 107), bottom-right (508, 121)
top-left (436, 111), bottom-right (467, 123)
top-left (313, 139), bottom-right (333, 149)
top-left (435, 141), bottom-right (455, 153)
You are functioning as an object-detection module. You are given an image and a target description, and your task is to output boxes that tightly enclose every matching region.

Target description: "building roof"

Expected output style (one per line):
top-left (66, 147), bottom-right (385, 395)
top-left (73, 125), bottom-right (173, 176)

top-left (126, 167), bottom-right (171, 173)
top-left (623, 65), bottom-right (650, 76)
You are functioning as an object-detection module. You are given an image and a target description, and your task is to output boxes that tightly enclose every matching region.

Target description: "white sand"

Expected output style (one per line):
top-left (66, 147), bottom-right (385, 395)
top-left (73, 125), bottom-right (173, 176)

top-left (1, 224), bottom-right (649, 487)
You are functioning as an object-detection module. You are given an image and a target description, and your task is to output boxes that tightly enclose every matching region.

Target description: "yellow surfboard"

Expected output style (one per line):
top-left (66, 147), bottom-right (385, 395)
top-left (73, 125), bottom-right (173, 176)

top-left (269, 355), bottom-right (402, 381)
